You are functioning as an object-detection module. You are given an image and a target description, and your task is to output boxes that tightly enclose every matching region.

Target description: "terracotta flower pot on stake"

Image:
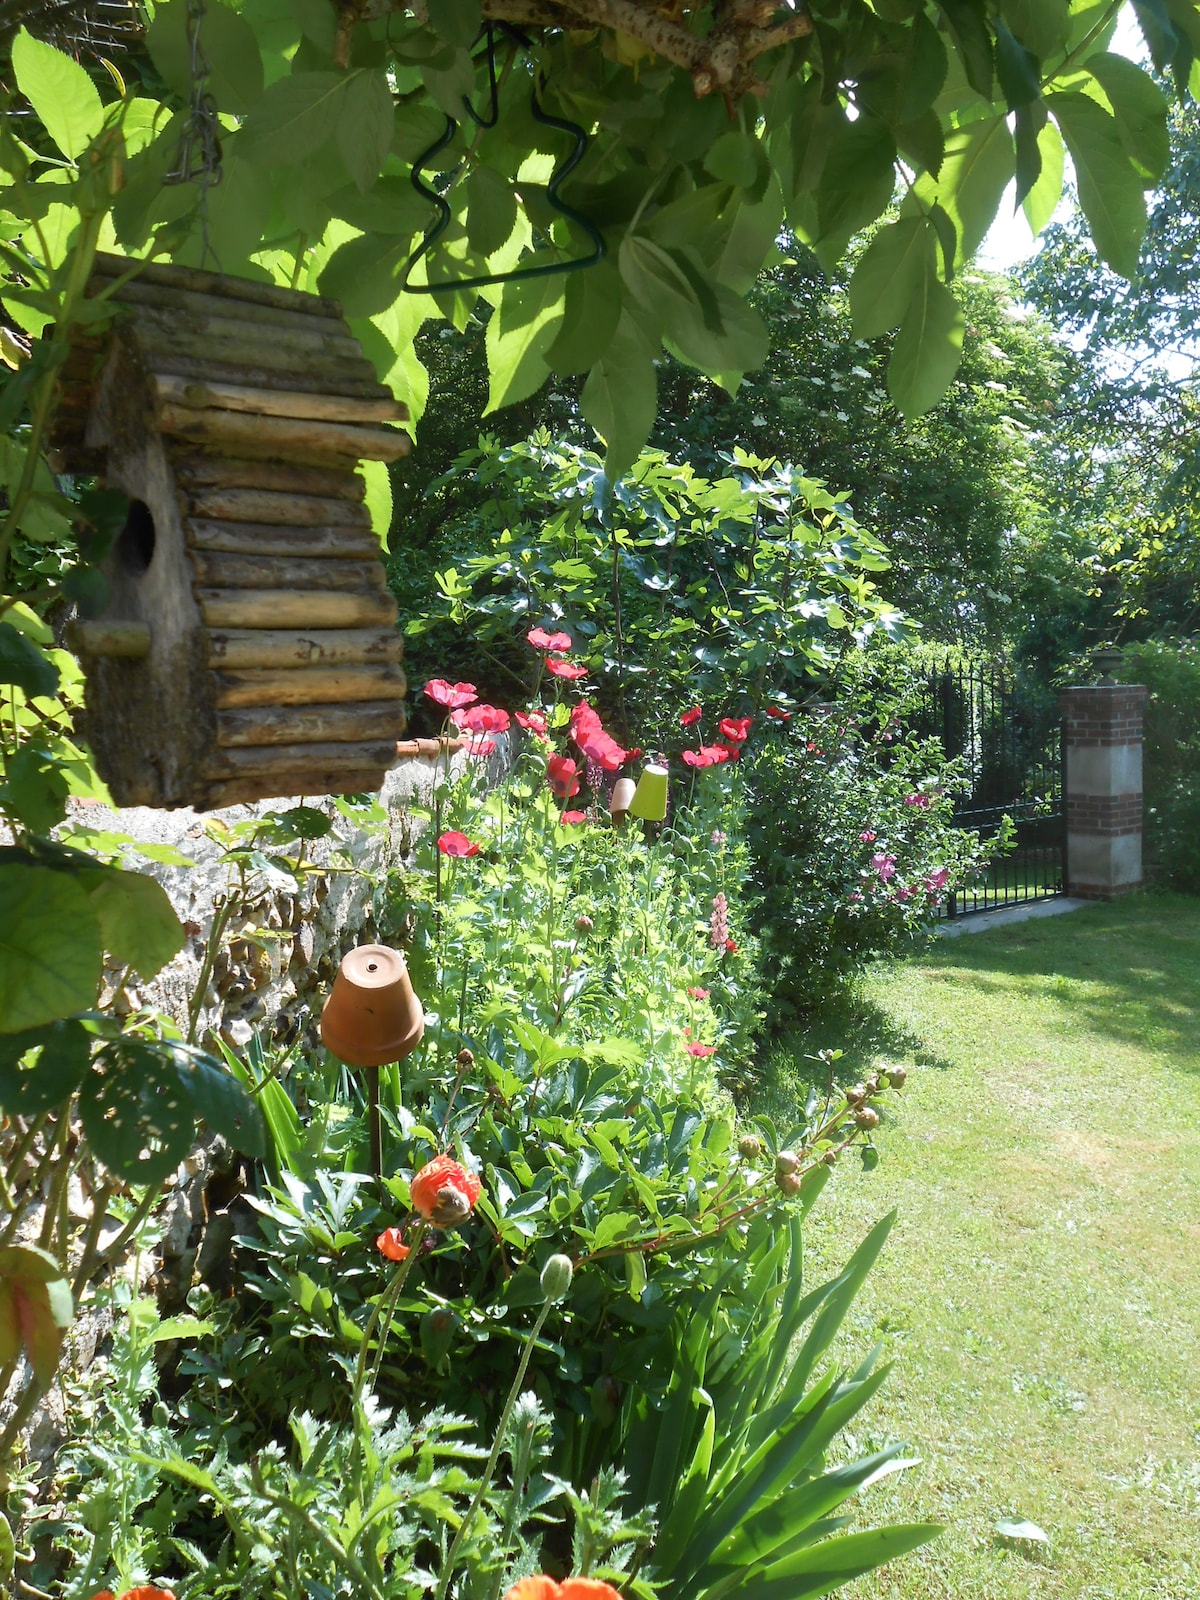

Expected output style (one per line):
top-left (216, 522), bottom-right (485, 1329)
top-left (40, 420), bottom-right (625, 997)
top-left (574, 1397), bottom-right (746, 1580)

top-left (321, 944), bottom-right (425, 1177)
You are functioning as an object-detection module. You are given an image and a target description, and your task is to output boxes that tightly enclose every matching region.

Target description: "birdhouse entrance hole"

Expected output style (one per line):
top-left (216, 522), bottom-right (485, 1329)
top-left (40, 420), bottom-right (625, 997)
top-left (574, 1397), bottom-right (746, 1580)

top-left (117, 499), bottom-right (156, 576)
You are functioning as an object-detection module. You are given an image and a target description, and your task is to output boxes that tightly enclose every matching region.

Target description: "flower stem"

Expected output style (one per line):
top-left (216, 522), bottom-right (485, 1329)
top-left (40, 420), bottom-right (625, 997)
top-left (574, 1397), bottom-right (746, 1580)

top-left (434, 1298), bottom-right (554, 1600)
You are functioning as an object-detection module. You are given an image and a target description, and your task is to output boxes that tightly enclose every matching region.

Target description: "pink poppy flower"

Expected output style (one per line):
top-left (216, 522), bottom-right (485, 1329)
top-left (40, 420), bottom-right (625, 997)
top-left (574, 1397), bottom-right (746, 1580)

top-left (452, 703), bottom-right (510, 733)
top-left (527, 627), bottom-right (573, 652)
top-left (687, 986), bottom-right (710, 999)
top-left (424, 679), bottom-right (477, 710)
top-left (438, 831), bottom-right (480, 857)
top-left (465, 736), bottom-right (497, 757)
top-left (871, 852), bottom-right (898, 882)
top-left (545, 657), bottom-right (588, 680)
top-left (682, 745), bottom-right (732, 769)
top-left (516, 710), bottom-right (548, 735)
top-left (686, 1042), bottom-right (718, 1058)
top-left (560, 809), bottom-right (588, 824)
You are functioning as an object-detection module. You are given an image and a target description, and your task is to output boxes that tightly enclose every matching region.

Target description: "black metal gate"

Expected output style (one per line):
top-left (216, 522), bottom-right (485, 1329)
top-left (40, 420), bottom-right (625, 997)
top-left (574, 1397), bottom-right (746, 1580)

top-left (914, 660), bottom-right (1065, 917)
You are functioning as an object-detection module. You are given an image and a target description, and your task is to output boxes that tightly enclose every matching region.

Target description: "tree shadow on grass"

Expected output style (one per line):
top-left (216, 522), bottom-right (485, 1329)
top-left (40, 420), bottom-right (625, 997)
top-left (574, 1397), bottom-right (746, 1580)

top-left (750, 984), bottom-right (954, 1123)
top-left (917, 894), bottom-right (1200, 1067)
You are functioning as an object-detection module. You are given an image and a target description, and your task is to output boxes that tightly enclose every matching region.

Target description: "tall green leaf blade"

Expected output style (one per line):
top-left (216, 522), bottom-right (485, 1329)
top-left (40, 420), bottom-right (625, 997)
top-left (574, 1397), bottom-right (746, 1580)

top-left (1048, 90), bottom-right (1147, 277)
top-left (887, 271), bottom-right (965, 417)
top-left (935, 114), bottom-right (1015, 266)
top-left (0, 866), bottom-right (101, 1034)
top-left (652, 1387), bottom-right (715, 1573)
top-left (725, 1524), bottom-right (943, 1599)
top-left (1022, 116), bottom-right (1065, 233)
top-left (11, 29), bottom-right (104, 161)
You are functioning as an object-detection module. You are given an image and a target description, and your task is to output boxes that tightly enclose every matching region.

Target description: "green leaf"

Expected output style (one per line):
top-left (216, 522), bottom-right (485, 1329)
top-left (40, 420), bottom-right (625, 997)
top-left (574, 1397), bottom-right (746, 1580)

top-left (0, 1018), bottom-right (91, 1115)
top-left (1048, 90), bottom-right (1147, 278)
top-left (170, 1045), bottom-right (266, 1158)
top-left (721, 1445), bottom-right (911, 1568)
top-left (78, 865), bottom-right (185, 979)
top-left (0, 743), bottom-right (69, 833)
top-left (0, 1512), bottom-right (13, 1584)
top-left (484, 269), bottom-right (565, 413)
top-left (337, 69), bottom-right (394, 192)
top-left (466, 164), bottom-right (518, 257)
top-left (815, 116), bottom-right (897, 253)
top-left (145, 0), bottom-right (264, 114)
top-left (237, 71), bottom-right (346, 166)
top-left (318, 231), bottom-right (408, 319)
top-left (934, 114), bottom-right (1015, 266)
top-left (1000, 0), bottom-right (1070, 59)
top-left (361, 459), bottom-right (392, 546)
top-left (938, 0), bottom-right (994, 98)
top-left (544, 260), bottom-right (623, 375)
top-left (886, 264), bottom-right (965, 416)
top-left (994, 19), bottom-right (1041, 109)
top-left (849, 217), bottom-right (935, 340)
top-left (579, 311), bottom-right (657, 480)
top-left (1084, 54), bottom-right (1169, 183)
top-left (1022, 116), bottom-right (1064, 234)
top-left (0, 866), bottom-right (101, 1034)
top-left (430, 0), bottom-right (482, 48)
top-left (0, 1244), bottom-right (72, 1389)
top-left (0, 621), bottom-right (58, 699)
top-left (704, 131), bottom-right (762, 190)
top-left (79, 1040), bottom-right (195, 1184)
top-left (10, 29), bottom-right (104, 161)
top-left (735, 1523), bottom-right (943, 1597)
top-left (1013, 99), bottom-right (1048, 210)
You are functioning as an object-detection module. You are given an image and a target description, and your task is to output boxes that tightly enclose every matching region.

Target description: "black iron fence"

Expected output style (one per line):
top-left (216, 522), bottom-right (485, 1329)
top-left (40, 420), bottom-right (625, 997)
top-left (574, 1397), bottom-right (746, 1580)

top-left (911, 659), bottom-right (1065, 917)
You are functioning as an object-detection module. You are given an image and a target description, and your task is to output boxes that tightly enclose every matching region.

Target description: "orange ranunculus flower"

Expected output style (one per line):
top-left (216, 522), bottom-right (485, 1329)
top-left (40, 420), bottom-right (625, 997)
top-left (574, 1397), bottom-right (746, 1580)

top-left (376, 1227), bottom-right (410, 1261)
top-left (90, 1589), bottom-right (177, 1600)
top-left (504, 1580), bottom-right (623, 1600)
top-left (410, 1154), bottom-right (482, 1228)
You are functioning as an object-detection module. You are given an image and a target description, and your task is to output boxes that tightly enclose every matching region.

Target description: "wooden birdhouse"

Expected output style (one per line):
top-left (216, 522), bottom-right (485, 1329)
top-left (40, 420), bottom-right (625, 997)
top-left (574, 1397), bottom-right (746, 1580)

top-left (51, 252), bottom-right (411, 810)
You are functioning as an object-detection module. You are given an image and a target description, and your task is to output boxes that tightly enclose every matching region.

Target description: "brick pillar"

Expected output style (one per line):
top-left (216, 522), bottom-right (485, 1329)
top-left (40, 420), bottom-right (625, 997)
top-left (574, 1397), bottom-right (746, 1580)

top-left (1058, 683), bottom-right (1148, 898)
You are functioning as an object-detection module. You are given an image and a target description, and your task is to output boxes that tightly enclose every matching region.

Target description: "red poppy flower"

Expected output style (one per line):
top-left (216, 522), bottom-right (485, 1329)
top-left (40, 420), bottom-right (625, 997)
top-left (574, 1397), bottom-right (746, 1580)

top-left (465, 736), bottom-right (498, 757)
top-left (438, 831), bottom-right (480, 857)
top-left (547, 755), bottom-right (581, 798)
top-left (545, 657), bottom-right (588, 680)
top-left (516, 710), bottom-right (548, 735)
top-left (91, 1590), bottom-right (178, 1600)
top-left (504, 1579), bottom-right (624, 1600)
top-left (687, 986), bottom-right (710, 1000)
top-left (410, 1154), bottom-right (482, 1227)
top-left (681, 745), bottom-right (732, 769)
top-left (560, 809), bottom-right (588, 824)
top-left (527, 627), bottom-right (573, 652)
top-left (718, 716), bottom-right (753, 743)
top-left (680, 706), bottom-right (703, 727)
top-left (424, 679), bottom-right (477, 710)
top-left (686, 1042), bottom-right (718, 1057)
top-left (376, 1227), bottom-right (410, 1261)
top-left (724, 938), bottom-right (738, 953)
top-left (452, 703), bottom-right (511, 734)
top-left (764, 705), bottom-right (791, 720)
top-left (577, 729), bottom-right (627, 771)
top-left (716, 741), bottom-right (742, 763)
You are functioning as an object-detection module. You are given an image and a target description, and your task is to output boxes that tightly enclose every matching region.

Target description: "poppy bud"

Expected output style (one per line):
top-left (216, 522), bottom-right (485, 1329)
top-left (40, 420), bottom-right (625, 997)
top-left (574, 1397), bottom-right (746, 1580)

top-left (854, 1106), bottom-right (881, 1129)
top-left (575, 914), bottom-right (594, 932)
top-left (456, 1048), bottom-right (475, 1068)
top-left (540, 1253), bottom-right (574, 1303)
top-left (822, 1149), bottom-right (838, 1166)
top-left (776, 1170), bottom-right (802, 1197)
top-left (421, 1306), bottom-right (458, 1368)
top-left (738, 1134), bottom-right (763, 1159)
top-left (845, 1084), bottom-right (867, 1106)
top-left (775, 1149), bottom-right (800, 1176)
top-left (864, 1074), bottom-right (881, 1095)
top-left (883, 1065), bottom-right (907, 1089)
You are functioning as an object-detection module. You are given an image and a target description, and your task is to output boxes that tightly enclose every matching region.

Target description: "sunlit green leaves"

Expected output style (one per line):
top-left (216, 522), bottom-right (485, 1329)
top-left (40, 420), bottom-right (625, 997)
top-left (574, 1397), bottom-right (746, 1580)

top-left (484, 270), bottom-right (566, 414)
top-left (0, 621), bottom-right (58, 700)
top-left (1048, 90), bottom-right (1148, 276)
top-left (336, 70), bottom-right (395, 192)
top-left (10, 29), bottom-right (104, 162)
top-left (79, 1040), bottom-right (194, 1184)
top-left (579, 314), bottom-right (657, 480)
top-left (146, 0), bottom-right (264, 114)
top-left (849, 217), bottom-right (936, 340)
top-left (1084, 53), bottom-right (1170, 182)
top-left (237, 71), bottom-right (349, 167)
top-left (77, 865), bottom-right (186, 980)
top-left (0, 1018), bottom-right (91, 1114)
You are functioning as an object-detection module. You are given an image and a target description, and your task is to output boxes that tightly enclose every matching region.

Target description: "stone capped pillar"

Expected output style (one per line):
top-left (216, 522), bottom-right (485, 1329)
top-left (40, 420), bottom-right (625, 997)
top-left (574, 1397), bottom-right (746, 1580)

top-left (1058, 681), bottom-right (1148, 898)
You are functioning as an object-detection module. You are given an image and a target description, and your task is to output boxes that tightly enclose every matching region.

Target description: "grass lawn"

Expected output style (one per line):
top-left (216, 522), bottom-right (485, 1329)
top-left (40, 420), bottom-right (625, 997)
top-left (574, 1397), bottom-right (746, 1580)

top-left (763, 893), bottom-right (1200, 1600)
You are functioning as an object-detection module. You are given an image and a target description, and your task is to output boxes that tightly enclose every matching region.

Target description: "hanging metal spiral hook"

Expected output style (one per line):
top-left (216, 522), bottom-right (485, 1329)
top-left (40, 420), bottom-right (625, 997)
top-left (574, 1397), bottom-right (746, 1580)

top-left (162, 0), bottom-right (224, 270)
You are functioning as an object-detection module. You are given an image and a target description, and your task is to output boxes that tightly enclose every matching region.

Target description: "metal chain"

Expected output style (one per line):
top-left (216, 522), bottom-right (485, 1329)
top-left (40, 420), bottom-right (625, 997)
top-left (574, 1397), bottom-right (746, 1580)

top-left (162, 0), bottom-right (223, 269)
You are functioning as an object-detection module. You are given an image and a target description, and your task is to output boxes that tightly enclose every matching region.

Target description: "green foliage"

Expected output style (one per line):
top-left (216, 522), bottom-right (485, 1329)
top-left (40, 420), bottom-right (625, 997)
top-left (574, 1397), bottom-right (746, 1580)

top-left (0, 1244), bottom-right (72, 1389)
top-left (401, 437), bottom-right (905, 734)
top-left (1115, 639), bottom-right (1200, 892)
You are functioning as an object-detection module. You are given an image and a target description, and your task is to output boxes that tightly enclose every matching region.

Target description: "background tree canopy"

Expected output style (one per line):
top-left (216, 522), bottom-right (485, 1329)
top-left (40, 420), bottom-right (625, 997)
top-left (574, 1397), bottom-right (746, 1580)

top-left (0, 0), bottom-right (1194, 490)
